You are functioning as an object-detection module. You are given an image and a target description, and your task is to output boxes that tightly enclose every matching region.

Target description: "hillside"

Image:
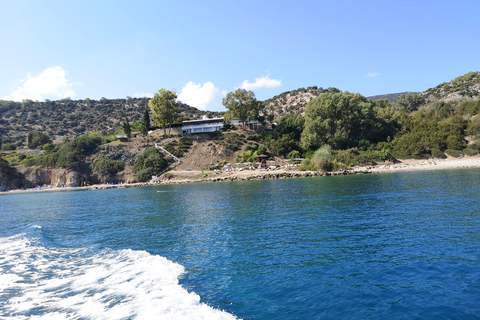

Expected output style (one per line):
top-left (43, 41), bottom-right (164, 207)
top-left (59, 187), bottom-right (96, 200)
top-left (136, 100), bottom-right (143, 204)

top-left (367, 92), bottom-right (414, 102)
top-left (262, 87), bottom-right (413, 118)
top-left (0, 97), bottom-right (221, 148)
top-left (262, 86), bottom-right (331, 118)
top-left (2, 71), bottom-right (480, 190)
top-left (422, 71), bottom-right (480, 102)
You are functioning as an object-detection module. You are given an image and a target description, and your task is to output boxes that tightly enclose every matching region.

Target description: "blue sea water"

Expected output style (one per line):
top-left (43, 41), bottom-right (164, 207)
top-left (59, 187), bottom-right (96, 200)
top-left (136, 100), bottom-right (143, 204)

top-left (1, 169), bottom-right (480, 319)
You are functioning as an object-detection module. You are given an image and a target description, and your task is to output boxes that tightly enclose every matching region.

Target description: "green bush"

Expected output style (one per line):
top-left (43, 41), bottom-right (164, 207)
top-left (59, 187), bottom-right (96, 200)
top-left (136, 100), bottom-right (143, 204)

top-left (1, 143), bottom-right (16, 151)
top-left (379, 148), bottom-right (393, 161)
top-left (299, 158), bottom-right (316, 171)
top-left (431, 148), bottom-right (446, 158)
top-left (94, 158), bottom-right (124, 180)
top-left (133, 148), bottom-right (172, 181)
top-left (22, 155), bottom-right (40, 167)
top-left (27, 131), bottom-right (51, 149)
top-left (311, 145), bottom-right (333, 171)
top-left (287, 150), bottom-right (301, 160)
top-left (332, 149), bottom-right (359, 165)
top-left (445, 149), bottom-right (462, 157)
top-left (463, 147), bottom-right (479, 156)
top-left (164, 172), bottom-right (174, 180)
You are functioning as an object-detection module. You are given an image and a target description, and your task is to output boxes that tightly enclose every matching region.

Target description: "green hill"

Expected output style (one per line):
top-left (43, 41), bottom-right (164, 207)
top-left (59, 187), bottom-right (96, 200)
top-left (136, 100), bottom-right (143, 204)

top-left (0, 97), bottom-right (221, 148)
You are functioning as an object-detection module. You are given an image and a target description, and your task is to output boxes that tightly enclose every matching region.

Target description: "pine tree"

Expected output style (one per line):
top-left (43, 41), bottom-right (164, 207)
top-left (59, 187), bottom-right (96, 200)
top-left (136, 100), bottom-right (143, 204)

top-left (123, 117), bottom-right (132, 139)
top-left (142, 106), bottom-right (150, 137)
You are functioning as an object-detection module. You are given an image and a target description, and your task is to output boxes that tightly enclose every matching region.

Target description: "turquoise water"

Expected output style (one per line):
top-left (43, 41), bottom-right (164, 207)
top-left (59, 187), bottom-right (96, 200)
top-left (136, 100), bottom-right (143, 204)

top-left (1, 169), bottom-right (480, 319)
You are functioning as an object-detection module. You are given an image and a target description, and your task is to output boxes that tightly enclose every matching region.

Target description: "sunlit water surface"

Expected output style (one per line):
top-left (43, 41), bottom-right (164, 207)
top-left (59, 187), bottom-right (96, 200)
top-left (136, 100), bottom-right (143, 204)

top-left (1, 169), bottom-right (480, 319)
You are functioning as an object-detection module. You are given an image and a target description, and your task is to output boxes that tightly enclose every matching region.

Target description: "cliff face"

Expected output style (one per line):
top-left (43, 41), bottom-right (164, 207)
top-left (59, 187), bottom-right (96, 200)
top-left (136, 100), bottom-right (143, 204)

top-left (15, 163), bottom-right (138, 188)
top-left (17, 166), bottom-right (93, 187)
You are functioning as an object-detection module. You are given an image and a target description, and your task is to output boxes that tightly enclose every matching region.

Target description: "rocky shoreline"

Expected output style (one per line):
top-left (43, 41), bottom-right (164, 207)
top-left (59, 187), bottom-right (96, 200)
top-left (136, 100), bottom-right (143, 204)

top-left (3, 155), bottom-right (480, 195)
top-left (154, 168), bottom-right (375, 185)
top-left (1, 168), bottom-right (375, 195)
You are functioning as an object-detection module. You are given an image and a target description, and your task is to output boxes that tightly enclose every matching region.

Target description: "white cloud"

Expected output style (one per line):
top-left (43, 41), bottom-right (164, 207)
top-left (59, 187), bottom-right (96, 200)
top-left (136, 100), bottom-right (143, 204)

top-left (239, 75), bottom-right (282, 90)
top-left (2, 66), bottom-right (75, 101)
top-left (177, 82), bottom-right (220, 110)
top-left (367, 72), bottom-right (380, 78)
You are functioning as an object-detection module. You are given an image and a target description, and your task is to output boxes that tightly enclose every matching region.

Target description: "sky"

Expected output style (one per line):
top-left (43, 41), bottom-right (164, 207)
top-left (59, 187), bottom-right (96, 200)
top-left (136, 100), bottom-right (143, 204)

top-left (1, 0), bottom-right (479, 112)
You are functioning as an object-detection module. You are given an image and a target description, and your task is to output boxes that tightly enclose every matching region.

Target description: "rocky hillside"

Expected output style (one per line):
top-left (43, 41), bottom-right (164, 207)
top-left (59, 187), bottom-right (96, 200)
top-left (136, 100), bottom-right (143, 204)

top-left (367, 92), bottom-right (413, 102)
top-left (0, 97), bottom-right (221, 148)
top-left (422, 71), bottom-right (480, 102)
top-left (262, 86), bottom-right (331, 118)
top-left (262, 87), bottom-right (412, 118)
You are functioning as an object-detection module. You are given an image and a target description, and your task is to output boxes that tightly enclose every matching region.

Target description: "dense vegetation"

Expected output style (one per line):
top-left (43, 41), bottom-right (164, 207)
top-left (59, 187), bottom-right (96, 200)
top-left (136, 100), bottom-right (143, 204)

top-left (1, 71), bottom-right (480, 182)
top-left (0, 157), bottom-right (24, 189)
top-left (0, 97), bottom-right (221, 148)
top-left (247, 72), bottom-right (480, 171)
top-left (133, 148), bottom-right (173, 181)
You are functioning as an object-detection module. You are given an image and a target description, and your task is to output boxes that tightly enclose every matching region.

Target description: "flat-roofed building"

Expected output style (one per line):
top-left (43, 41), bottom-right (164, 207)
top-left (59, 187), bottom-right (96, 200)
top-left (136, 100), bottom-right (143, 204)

top-left (182, 117), bottom-right (225, 135)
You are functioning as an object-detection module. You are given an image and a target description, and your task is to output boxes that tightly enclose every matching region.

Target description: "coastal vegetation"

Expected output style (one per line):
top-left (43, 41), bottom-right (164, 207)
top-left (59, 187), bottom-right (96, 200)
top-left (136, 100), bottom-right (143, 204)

top-left (222, 89), bottom-right (263, 129)
top-left (1, 71), bottom-right (480, 187)
top-left (133, 148), bottom-right (172, 182)
top-left (149, 89), bottom-right (180, 138)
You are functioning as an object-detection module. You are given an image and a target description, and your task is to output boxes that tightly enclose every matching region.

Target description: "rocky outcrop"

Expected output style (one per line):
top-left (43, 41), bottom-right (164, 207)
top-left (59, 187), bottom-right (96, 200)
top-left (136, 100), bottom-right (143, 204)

top-left (18, 167), bottom-right (89, 187)
top-left (155, 169), bottom-right (375, 185)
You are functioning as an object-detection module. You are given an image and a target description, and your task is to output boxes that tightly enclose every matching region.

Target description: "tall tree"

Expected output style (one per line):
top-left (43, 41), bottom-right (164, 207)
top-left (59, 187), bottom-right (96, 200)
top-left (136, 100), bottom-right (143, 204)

top-left (300, 91), bottom-right (379, 150)
top-left (396, 93), bottom-right (425, 113)
top-left (123, 117), bottom-right (131, 139)
top-left (142, 106), bottom-right (150, 137)
top-left (27, 131), bottom-right (52, 149)
top-left (149, 89), bottom-right (179, 138)
top-left (222, 89), bottom-right (263, 130)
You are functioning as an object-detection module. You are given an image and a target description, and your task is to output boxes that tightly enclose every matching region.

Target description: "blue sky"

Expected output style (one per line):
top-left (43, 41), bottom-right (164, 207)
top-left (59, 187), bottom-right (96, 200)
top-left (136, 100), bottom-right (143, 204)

top-left (1, 0), bottom-right (479, 111)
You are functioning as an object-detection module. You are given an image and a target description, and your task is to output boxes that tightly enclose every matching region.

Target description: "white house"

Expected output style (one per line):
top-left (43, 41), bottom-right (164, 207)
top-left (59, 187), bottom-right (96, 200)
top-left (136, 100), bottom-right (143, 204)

top-left (182, 116), bottom-right (225, 135)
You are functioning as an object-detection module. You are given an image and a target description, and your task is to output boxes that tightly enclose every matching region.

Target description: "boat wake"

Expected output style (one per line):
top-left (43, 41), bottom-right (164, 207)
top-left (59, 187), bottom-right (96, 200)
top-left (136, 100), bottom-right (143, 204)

top-left (0, 233), bottom-right (237, 319)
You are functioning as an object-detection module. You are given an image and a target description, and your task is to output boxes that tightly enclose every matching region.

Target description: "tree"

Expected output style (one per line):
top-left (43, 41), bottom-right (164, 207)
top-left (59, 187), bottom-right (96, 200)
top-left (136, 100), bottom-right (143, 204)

top-left (27, 131), bottom-right (52, 149)
top-left (149, 89), bottom-right (179, 138)
top-left (133, 148), bottom-right (171, 181)
top-left (123, 117), bottom-right (131, 139)
top-left (222, 89), bottom-right (263, 130)
top-left (300, 91), bottom-right (367, 150)
top-left (142, 106), bottom-right (150, 137)
top-left (397, 93), bottom-right (425, 113)
top-left (94, 158), bottom-right (124, 181)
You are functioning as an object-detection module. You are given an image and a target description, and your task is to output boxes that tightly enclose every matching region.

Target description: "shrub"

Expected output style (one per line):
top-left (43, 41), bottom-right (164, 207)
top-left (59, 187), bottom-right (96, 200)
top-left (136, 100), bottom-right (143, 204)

top-left (463, 147), bottom-right (479, 156)
top-left (27, 131), bottom-right (51, 149)
top-left (287, 150), bottom-right (301, 160)
top-left (311, 145), bottom-right (333, 171)
top-left (445, 149), bottom-right (462, 157)
top-left (133, 148), bottom-right (172, 181)
top-left (299, 158), bottom-right (316, 171)
top-left (1, 143), bottom-right (16, 151)
top-left (164, 173), bottom-right (174, 180)
top-left (431, 148), bottom-right (446, 158)
top-left (95, 158), bottom-right (125, 180)
top-left (379, 148), bottom-right (393, 161)
top-left (42, 143), bottom-right (54, 152)
top-left (333, 149), bottom-right (359, 166)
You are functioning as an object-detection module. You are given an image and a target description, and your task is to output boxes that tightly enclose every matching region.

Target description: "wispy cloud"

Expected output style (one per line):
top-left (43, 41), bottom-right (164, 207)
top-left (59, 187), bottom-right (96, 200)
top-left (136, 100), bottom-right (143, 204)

top-left (239, 74), bottom-right (282, 90)
top-left (177, 82), bottom-right (220, 110)
top-left (367, 72), bottom-right (380, 78)
top-left (2, 66), bottom-right (75, 101)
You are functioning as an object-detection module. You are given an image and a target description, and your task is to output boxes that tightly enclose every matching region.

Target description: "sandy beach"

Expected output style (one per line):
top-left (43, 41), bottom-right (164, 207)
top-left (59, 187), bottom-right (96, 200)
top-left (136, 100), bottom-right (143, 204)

top-left (3, 155), bottom-right (480, 195)
top-left (372, 154), bottom-right (480, 173)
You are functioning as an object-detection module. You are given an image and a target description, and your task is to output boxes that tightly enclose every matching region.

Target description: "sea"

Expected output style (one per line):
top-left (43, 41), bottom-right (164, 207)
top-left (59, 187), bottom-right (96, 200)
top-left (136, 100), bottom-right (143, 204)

top-left (1, 169), bottom-right (480, 319)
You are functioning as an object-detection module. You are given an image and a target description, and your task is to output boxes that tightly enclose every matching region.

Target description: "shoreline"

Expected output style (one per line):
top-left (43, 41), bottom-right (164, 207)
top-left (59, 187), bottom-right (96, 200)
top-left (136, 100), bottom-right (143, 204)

top-left (2, 155), bottom-right (480, 195)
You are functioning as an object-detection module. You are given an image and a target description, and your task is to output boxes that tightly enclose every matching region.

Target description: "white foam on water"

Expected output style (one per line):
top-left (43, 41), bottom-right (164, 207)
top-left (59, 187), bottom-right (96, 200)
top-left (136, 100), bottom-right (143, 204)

top-left (0, 234), bottom-right (238, 319)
